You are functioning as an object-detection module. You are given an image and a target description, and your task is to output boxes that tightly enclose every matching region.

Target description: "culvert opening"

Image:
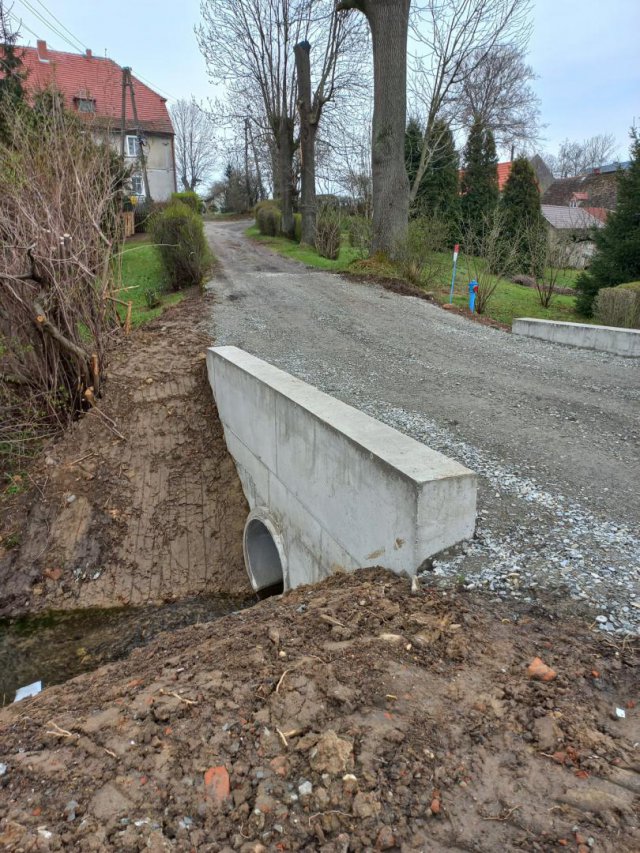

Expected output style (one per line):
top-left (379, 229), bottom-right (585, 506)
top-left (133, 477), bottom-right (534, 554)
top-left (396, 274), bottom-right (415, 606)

top-left (243, 517), bottom-right (285, 599)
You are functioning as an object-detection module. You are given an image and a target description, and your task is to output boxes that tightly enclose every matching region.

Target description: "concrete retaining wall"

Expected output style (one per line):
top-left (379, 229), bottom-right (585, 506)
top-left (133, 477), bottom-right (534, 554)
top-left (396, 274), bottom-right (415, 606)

top-left (512, 318), bottom-right (640, 357)
top-left (207, 346), bottom-right (477, 592)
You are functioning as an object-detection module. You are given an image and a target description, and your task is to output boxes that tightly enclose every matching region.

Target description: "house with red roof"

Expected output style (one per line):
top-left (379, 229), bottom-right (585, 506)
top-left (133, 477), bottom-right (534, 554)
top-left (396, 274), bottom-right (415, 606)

top-left (10, 40), bottom-right (176, 201)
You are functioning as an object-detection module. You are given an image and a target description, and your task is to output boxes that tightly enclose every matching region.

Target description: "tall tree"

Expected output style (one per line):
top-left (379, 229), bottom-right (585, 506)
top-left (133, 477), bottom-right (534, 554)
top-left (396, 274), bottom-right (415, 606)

top-left (169, 98), bottom-right (217, 191)
top-left (0, 1), bottom-right (26, 142)
top-left (546, 134), bottom-right (619, 178)
top-left (455, 44), bottom-right (541, 155)
top-left (198, 0), bottom-right (362, 239)
top-left (498, 156), bottom-right (543, 273)
top-left (415, 119), bottom-right (459, 223)
top-left (405, 117), bottom-right (423, 200)
top-left (576, 130), bottom-right (640, 315)
top-left (337, 0), bottom-right (411, 255)
top-left (460, 115), bottom-right (498, 231)
top-left (408, 0), bottom-right (533, 201)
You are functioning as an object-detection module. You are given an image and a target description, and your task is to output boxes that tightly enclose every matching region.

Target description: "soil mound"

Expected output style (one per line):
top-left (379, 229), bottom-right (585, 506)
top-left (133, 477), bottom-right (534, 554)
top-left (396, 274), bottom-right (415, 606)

top-left (1, 570), bottom-right (637, 851)
top-left (0, 292), bottom-right (252, 616)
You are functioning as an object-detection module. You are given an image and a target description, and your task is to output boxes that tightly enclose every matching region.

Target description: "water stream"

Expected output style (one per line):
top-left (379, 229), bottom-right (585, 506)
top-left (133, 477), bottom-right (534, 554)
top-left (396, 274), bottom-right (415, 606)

top-left (0, 595), bottom-right (255, 706)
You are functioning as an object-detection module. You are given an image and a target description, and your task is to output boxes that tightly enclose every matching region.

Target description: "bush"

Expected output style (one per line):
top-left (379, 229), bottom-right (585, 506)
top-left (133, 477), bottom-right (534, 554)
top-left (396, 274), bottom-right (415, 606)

top-left (593, 285), bottom-right (640, 329)
top-left (293, 213), bottom-right (302, 243)
top-left (396, 216), bottom-right (449, 286)
top-left (256, 204), bottom-right (281, 237)
top-left (171, 191), bottom-right (202, 214)
top-left (134, 201), bottom-right (168, 234)
top-left (315, 205), bottom-right (341, 260)
top-left (144, 288), bottom-right (161, 309)
top-left (347, 215), bottom-right (372, 259)
top-left (150, 201), bottom-right (213, 291)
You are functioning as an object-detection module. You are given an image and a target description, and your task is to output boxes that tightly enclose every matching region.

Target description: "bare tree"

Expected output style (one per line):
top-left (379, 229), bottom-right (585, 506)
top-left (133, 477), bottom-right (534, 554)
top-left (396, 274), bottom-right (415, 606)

top-left (170, 98), bottom-right (217, 192)
top-left (461, 206), bottom-right (517, 314)
top-left (455, 44), bottom-right (541, 155)
top-left (547, 134), bottom-right (619, 178)
top-left (337, 0), bottom-right (411, 255)
top-left (408, 0), bottom-right (533, 203)
top-left (527, 228), bottom-right (571, 309)
top-left (197, 0), bottom-right (362, 239)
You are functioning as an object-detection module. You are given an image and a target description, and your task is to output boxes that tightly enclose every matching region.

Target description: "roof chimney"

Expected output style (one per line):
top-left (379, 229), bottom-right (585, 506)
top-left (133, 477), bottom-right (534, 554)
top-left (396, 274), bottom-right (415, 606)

top-left (36, 40), bottom-right (49, 62)
top-left (85, 48), bottom-right (92, 59)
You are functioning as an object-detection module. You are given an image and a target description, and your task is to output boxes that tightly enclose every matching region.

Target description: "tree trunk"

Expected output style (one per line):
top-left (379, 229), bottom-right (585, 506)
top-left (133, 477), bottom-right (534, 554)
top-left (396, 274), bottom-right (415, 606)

top-left (295, 41), bottom-right (317, 246)
top-left (278, 117), bottom-right (295, 238)
top-left (338, 0), bottom-right (410, 256)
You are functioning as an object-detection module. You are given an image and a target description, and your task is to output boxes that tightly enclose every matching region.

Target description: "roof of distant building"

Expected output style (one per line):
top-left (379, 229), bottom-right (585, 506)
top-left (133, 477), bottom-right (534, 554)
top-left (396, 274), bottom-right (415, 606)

top-left (541, 204), bottom-right (605, 230)
top-left (5, 41), bottom-right (173, 135)
top-left (542, 172), bottom-right (619, 210)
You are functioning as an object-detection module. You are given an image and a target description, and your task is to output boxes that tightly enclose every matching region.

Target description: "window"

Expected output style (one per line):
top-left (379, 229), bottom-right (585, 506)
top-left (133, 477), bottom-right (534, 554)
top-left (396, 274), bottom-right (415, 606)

top-left (126, 135), bottom-right (140, 157)
top-left (131, 175), bottom-right (144, 197)
top-left (75, 97), bottom-right (96, 113)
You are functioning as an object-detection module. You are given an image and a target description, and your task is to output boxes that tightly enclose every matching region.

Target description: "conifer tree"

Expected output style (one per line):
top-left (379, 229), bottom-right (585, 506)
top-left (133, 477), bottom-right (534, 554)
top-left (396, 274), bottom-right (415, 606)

top-left (460, 115), bottom-right (498, 232)
top-left (499, 157), bottom-right (544, 273)
top-left (576, 129), bottom-right (640, 315)
top-left (0, 2), bottom-right (26, 143)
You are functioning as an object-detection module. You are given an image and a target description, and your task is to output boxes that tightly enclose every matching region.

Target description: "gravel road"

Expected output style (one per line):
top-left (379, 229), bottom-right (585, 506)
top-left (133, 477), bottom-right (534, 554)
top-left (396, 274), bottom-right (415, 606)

top-left (205, 220), bottom-right (640, 634)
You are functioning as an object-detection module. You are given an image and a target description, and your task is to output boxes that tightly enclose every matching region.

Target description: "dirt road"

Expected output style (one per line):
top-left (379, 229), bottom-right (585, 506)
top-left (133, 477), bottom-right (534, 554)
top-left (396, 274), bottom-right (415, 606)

top-left (205, 221), bottom-right (640, 633)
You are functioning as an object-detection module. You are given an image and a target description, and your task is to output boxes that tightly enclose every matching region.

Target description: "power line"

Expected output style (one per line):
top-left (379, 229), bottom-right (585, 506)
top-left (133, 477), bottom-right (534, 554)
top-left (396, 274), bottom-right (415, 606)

top-left (14, 0), bottom-right (85, 53)
top-left (30, 0), bottom-right (88, 51)
top-left (11, 2), bottom-right (179, 104)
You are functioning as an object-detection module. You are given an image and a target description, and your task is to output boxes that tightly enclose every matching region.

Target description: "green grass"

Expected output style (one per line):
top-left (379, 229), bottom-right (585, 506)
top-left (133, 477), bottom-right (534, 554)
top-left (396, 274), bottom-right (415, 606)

top-left (247, 223), bottom-right (587, 327)
top-left (115, 236), bottom-right (186, 327)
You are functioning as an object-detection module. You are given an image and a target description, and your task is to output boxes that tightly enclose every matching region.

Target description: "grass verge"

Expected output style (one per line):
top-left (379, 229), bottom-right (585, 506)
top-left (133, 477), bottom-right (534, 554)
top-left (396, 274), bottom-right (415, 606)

top-left (246, 225), bottom-right (585, 327)
top-left (116, 235), bottom-right (186, 327)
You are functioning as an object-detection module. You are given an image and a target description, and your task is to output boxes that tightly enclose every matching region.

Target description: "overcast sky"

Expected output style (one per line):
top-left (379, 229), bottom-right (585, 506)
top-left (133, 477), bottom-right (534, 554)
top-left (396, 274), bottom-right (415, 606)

top-left (9, 0), bottom-right (639, 161)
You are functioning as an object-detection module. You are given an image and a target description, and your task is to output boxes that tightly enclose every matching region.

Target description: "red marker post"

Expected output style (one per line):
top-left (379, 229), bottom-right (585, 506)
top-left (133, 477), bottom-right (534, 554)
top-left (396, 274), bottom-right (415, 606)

top-left (449, 243), bottom-right (460, 304)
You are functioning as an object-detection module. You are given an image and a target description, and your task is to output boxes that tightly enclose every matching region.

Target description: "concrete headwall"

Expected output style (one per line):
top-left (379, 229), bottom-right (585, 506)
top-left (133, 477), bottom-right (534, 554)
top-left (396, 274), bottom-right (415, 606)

top-left (513, 318), bottom-right (640, 358)
top-left (207, 346), bottom-right (477, 592)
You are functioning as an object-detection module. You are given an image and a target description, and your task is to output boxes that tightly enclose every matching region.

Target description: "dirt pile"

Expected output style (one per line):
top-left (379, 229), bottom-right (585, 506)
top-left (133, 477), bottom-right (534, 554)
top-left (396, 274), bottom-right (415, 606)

top-left (0, 292), bottom-right (252, 617)
top-left (1, 570), bottom-right (638, 851)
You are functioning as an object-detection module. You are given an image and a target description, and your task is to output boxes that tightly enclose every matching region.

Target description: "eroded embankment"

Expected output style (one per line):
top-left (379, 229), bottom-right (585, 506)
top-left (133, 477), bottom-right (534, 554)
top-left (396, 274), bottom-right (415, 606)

top-left (0, 291), bottom-right (252, 617)
top-left (0, 570), bottom-right (638, 851)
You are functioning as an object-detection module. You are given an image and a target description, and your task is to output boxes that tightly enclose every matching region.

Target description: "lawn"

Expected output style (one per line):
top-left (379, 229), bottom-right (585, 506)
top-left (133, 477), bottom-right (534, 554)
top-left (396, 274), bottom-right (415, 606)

top-left (246, 224), bottom-right (586, 327)
top-left (114, 235), bottom-right (186, 327)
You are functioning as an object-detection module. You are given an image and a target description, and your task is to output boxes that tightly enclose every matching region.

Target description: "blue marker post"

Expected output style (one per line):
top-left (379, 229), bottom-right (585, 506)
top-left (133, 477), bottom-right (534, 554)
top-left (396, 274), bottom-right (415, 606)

top-left (448, 243), bottom-right (460, 304)
top-left (468, 279), bottom-right (479, 313)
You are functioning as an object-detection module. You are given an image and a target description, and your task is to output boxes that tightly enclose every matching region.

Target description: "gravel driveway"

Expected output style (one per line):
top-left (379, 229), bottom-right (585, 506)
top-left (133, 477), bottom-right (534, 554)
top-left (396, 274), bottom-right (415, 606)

top-left (205, 220), bottom-right (640, 634)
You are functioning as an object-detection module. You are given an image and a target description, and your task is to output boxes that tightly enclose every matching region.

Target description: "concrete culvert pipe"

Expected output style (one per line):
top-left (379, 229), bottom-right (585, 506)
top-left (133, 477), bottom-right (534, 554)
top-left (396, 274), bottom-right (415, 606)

top-left (243, 510), bottom-right (287, 598)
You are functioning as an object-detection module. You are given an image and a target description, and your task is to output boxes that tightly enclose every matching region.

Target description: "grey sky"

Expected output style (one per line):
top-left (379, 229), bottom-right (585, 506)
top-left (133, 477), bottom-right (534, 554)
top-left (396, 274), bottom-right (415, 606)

top-left (10, 0), bottom-right (639, 162)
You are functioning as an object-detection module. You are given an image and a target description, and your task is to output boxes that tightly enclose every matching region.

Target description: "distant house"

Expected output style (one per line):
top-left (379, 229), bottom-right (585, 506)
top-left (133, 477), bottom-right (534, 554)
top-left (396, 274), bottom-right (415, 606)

top-left (541, 204), bottom-right (604, 269)
top-left (460, 155), bottom-right (555, 194)
top-left (10, 40), bottom-right (176, 201)
top-left (541, 168), bottom-right (625, 213)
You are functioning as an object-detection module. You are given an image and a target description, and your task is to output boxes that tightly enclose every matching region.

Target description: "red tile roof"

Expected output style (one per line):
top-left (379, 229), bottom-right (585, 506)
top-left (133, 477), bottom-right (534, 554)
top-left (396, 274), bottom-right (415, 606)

top-left (496, 161), bottom-right (512, 191)
top-left (7, 41), bottom-right (173, 135)
top-left (583, 206), bottom-right (609, 223)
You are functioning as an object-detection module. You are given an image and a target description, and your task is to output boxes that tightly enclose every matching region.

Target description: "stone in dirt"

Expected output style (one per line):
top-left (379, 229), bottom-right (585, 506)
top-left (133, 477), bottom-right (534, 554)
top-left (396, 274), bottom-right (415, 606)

top-left (204, 766), bottom-right (231, 802)
top-left (309, 730), bottom-right (353, 774)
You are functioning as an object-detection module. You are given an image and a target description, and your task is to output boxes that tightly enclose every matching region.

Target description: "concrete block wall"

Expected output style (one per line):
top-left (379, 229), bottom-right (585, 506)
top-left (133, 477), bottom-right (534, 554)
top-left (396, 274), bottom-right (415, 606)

top-left (513, 318), bottom-right (640, 357)
top-left (208, 346), bottom-right (477, 592)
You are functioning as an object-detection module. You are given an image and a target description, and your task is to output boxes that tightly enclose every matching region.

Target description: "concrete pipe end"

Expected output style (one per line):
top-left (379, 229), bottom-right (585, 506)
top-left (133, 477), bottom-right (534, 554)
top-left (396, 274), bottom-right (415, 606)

top-left (243, 509), bottom-right (288, 598)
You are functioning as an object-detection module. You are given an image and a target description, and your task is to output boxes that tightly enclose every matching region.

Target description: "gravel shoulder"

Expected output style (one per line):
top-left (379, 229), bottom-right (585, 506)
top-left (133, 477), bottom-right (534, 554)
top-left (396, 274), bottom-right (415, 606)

top-left (205, 221), bottom-right (640, 635)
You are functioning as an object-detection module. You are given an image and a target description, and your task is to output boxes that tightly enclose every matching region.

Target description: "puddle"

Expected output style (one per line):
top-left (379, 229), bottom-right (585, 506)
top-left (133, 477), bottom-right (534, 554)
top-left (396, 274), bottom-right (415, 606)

top-left (0, 595), bottom-right (255, 705)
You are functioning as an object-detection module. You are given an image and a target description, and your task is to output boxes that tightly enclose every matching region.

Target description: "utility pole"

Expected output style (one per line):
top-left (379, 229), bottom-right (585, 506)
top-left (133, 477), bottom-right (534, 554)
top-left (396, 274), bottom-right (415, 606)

top-left (120, 66), bottom-right (152, 201)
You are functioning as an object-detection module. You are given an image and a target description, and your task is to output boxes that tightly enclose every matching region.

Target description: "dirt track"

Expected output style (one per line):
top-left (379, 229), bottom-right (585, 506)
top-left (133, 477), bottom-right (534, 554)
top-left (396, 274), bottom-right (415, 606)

top-left (0, 293), bottom-right (252, 616)
top-left (206, 221), bottom-right (640, 632)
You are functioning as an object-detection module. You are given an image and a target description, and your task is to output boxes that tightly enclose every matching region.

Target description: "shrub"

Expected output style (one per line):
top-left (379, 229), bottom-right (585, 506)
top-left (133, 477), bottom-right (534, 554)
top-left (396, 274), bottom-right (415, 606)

top-left (593, 285), bottom-right (640, 329)
top-left (171, 191), bottom-right (202, 214)
top-left (347, 215), bottom-right (372, 259)
top-left (134, 200), bottom-right (168, 234)
top-left (396, 216), bottom-right (449, 286)
top-left (293, 213), bottom-right (302, 243)
top-left (315, 205), bottom-right (341, 260)
top-left (144, 288), bottom-right (161, 309)
top-left (150, 202), bottom-right (213, 291)
top-left (256, 205), bottom-right (282, 237)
